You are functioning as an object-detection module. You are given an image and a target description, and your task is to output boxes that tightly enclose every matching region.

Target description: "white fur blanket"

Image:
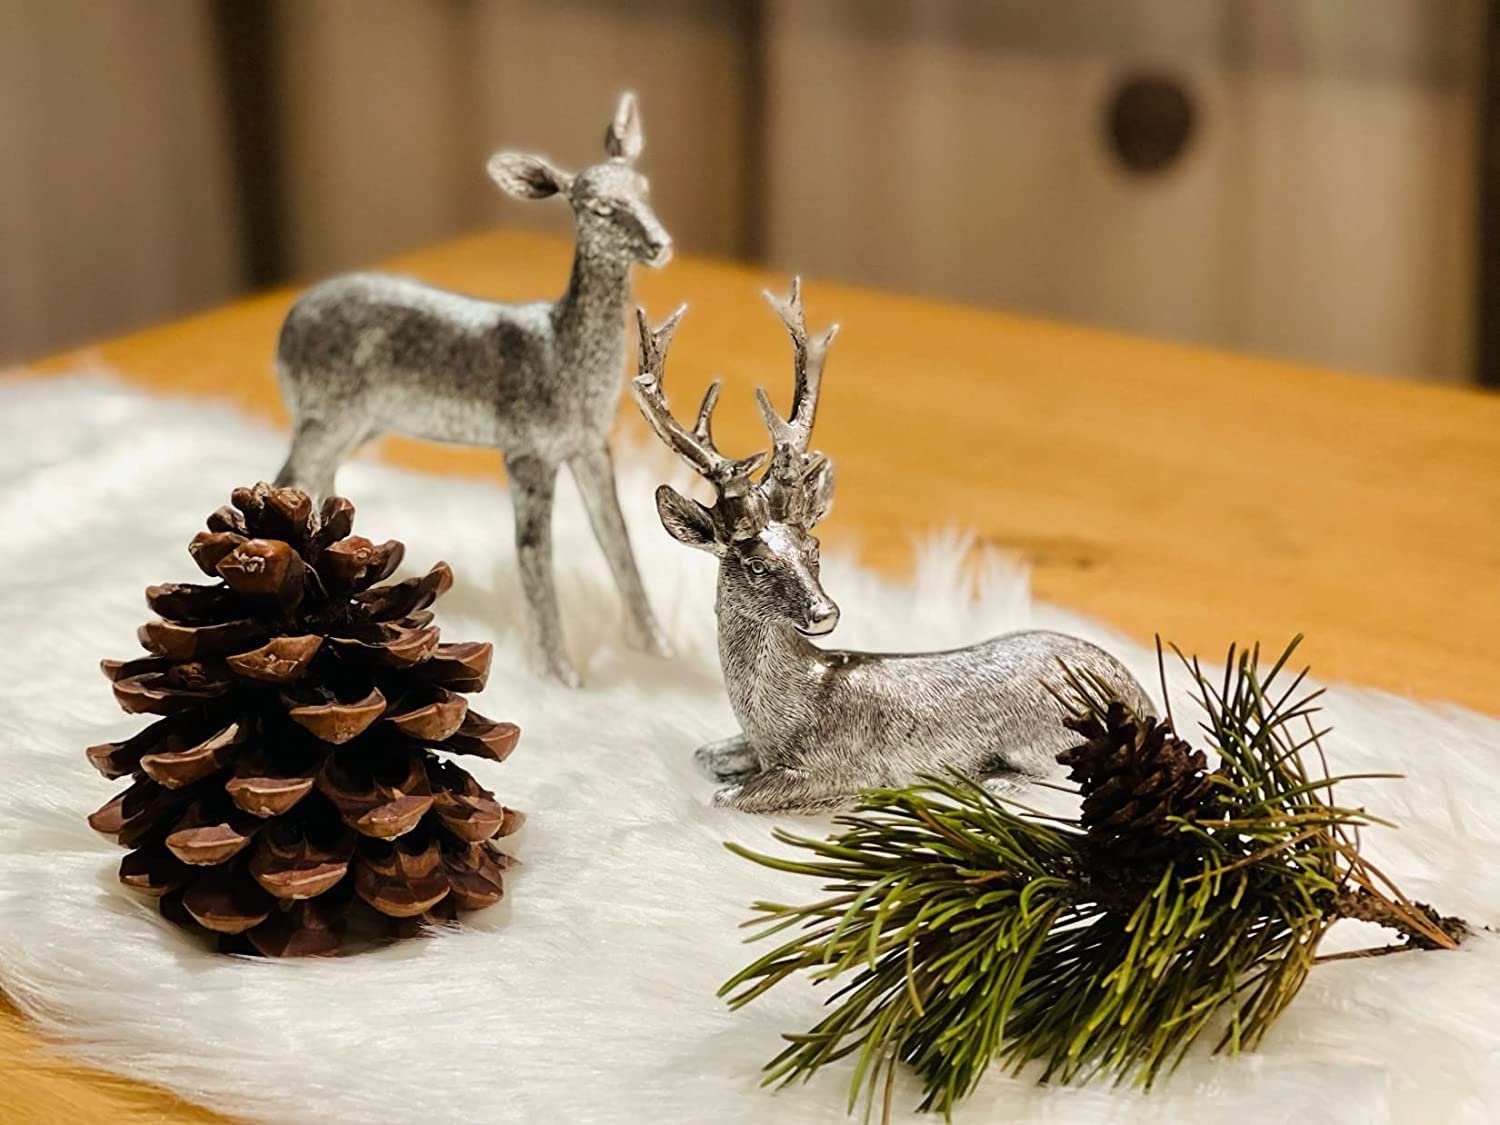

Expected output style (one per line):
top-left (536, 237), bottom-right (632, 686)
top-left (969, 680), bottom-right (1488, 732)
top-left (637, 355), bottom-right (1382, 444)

top-left (0, 376), bottom-right (1496, 1124)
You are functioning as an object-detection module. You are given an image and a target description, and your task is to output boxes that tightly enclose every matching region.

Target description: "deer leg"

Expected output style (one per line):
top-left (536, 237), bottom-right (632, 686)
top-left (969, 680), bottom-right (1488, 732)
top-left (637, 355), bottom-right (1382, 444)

top-left (505, 452), bottom-right (579, 688)
top-left (567, 445), bottom-right (671, 657)
top-left (275, 413), bottom-right (368, 500)
top-left (694, 733), bottom-right (761, 783)
top-left (712, 767), bottom-right (847, 815)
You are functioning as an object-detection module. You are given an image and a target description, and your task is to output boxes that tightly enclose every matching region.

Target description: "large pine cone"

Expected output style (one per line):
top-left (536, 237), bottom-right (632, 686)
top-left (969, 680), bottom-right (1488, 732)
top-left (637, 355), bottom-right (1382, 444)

top-left (86, 483), bottom-right (522, 956)
top-left (1059, 702), bottom-right (1215, 899)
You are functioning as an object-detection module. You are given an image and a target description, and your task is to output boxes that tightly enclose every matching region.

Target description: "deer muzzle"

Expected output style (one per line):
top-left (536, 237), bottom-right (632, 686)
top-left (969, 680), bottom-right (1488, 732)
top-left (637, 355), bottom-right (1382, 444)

top-left (800, 600), bottom-right (840, 637)
top-left (647, 238), bottom-right (674, 268)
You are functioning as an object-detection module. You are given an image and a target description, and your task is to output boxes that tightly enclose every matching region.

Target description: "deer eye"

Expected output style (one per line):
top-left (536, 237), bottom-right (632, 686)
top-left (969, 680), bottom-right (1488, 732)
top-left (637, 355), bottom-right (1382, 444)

top-left (746, 558), bottom-right (768, 576)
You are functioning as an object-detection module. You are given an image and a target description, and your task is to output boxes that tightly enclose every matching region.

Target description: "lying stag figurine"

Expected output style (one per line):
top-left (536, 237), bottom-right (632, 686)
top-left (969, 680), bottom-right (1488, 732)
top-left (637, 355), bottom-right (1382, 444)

top-left (631, 281), bottom-right (1153, 813)
top-left (275, 93), bottom-right (671, 686)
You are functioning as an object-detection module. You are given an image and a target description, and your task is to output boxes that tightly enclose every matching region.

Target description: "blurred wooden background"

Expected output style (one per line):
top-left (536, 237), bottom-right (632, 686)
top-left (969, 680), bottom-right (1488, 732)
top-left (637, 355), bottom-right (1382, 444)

top-left (0, 0), bottom-right (1487, 383)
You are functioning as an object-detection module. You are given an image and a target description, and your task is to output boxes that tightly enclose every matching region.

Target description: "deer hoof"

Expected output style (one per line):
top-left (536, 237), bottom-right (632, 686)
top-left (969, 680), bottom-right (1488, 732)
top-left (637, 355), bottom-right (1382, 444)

top-left (695, 744), bottom-right (759, 783)
top-left (710, 785), bottom-right (744, 809)
top-left (529, 648), bottom-right (582, 689)
top-left (551, 663), bottom-right (582, 689)
top-left (634, 623), bottom-right (674, 660)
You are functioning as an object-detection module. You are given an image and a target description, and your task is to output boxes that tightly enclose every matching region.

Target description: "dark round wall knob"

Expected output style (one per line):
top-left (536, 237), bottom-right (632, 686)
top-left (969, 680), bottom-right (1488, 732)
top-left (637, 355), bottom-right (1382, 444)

top-left (1106, 73), bottom-right (1197, 175)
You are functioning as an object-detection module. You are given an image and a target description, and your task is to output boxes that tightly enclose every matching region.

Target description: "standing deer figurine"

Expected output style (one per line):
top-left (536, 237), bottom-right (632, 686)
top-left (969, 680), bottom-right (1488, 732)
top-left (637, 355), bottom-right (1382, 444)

top-left (631, 281), bottom-right (1155, 813)
top-left (274, 93), bottom-right (671, 686)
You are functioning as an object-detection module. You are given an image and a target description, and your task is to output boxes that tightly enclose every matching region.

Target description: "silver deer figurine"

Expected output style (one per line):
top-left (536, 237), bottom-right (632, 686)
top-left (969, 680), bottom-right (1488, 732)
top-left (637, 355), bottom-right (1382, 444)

top-left (631, 281), bottom-right (1155, 813)
top-left (274, 93), bottom-right (671, 686)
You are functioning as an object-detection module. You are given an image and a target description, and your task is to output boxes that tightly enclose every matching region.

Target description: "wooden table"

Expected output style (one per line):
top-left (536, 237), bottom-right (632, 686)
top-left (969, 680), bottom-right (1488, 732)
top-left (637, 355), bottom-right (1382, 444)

top-left (7, 229), bottom-right (1500, 1121)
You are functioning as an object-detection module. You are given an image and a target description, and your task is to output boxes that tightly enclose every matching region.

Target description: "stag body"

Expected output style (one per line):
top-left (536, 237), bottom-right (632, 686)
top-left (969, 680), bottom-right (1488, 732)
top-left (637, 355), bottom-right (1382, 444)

top-left (632, 284), bottom-right (1153, 813)
top-left (275, 95), bottom-right (669, 686)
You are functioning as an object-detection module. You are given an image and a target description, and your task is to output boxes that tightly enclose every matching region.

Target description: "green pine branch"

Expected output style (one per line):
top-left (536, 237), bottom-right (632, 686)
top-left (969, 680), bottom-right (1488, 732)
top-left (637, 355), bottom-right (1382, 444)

top-left (719, 637), bottom-right (1467, 1121)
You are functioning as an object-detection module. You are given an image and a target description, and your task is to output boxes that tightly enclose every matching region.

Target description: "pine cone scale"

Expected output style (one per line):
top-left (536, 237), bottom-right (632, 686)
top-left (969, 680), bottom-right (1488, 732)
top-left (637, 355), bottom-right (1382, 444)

top-left (318, 749), bottom-right (434, 839)
top-left (87, 711), bottom-right (194, 779)
top-left (428, 758), bottom-right (513, 842)
top-left (138, 618), bottom-right (268, 661)
top-left (226, 750), bottom-right (320, 818)
top-left (419, 641), bottom-right (493, 692)
top-left (387, 687), bottom-right (469, 741)
top-left (138, 718), bottom-right (247, 788)
top-left (284, 685), bottom-right (387, 744)
top-left (438, 713), bottom-right (520, 762)
top-left (225, 635), bottom-right (324, 683)
top-left (146, 582), bottom-right (247, 625)
top-left (112, 671), bottom-right (228, 715)
top-left (355, 837), bottom-right (450, 917)
top-left (327, 624), bottom-right (441, 669)
top-left (89, 777), bottom-right (190, 847)
top-left (181, 871), bottom-right (274, 934)
top-left (119, 845), bottom-right (189, 897)
top-left (165, 817), bottom-right (260, 866)
top-left (188, 531), bottom-right (246, 575)
top-left (353, 562), bottom-right (454, 621)
top-left (245, 899), bottom-right (342, 958)
top-left (444, 843), bottom-right (509, 910)
top-left (249, 823), bottom-right (356, 901)
top-left (215, 539), bottom-right (303, 599)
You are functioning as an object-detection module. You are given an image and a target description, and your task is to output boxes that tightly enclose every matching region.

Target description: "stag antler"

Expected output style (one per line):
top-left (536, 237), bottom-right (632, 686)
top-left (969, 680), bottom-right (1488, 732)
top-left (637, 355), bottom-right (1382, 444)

top-left (756, 278), bottom-right (838, 521)
top-left (633, 288), bottom-right (838, 539)
top-left (631, 306), bottom-right (766, 501)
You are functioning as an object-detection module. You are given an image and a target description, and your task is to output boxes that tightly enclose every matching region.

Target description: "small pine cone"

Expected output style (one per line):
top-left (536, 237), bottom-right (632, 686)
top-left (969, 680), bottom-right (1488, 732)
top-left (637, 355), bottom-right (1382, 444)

top-left (87, 483), bottom-right (522, 957)
top-left (1059, 701), bottom-right (1215, 879)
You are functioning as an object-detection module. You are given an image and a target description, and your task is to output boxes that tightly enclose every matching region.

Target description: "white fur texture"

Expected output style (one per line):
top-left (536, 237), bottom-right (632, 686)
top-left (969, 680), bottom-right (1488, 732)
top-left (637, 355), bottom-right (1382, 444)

top-left (0, 375), bottom-right (1496, 1124)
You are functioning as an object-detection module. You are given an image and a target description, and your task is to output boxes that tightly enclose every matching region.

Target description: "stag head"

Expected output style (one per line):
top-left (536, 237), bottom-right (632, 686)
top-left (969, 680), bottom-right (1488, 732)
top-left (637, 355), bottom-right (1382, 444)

top-left (632, 280), bottom-right (841, 636)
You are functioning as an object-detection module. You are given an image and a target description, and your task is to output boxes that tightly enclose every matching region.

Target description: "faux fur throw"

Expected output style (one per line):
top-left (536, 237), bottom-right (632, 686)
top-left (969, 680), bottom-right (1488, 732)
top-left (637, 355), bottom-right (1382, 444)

top-left (0, 376), bottom-right (1495, 1124)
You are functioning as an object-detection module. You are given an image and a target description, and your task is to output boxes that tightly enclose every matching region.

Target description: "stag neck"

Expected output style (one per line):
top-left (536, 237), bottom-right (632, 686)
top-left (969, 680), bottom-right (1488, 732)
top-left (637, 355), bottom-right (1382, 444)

top-left (715, 574), bottom-right (828, 742)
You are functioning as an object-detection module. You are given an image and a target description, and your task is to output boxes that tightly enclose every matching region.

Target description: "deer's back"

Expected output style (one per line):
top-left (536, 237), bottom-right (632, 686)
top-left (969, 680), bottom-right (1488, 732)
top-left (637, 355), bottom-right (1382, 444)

top-left (276, 273), bottom-right (561, 448)
top-left (793, 630), bottom-right (1153, 783)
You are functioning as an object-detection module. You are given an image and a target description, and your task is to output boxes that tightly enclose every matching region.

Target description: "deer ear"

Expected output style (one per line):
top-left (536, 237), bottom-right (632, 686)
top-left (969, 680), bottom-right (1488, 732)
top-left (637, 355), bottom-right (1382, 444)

top-left (604, 92), bottom-right (643, 162)
top-left (656, 485), bottom-right (721, 554)
top-left (487, 152), bottom-right (572, 199)
top-left (802, 459), bottom-right (835, 527)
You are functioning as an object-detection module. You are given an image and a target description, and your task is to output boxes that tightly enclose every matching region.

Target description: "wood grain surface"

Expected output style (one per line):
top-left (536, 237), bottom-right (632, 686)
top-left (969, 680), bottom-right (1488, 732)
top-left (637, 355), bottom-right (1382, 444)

top-left (7, 228), bottom-right (1500, 1121)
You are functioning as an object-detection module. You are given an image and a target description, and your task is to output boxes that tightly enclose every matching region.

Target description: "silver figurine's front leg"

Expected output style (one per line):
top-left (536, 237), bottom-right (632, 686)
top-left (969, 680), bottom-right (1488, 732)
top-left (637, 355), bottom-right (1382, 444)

top-left (713, 767), bottom-right (846, 815)
top-left (694, 733), bottom-right (761, 783)
top-left (568, 445), bottom-right (671, 656)
top-left (275, 414), bottom-right (368, 501)
top-left (506, 452), bottom-right (579, 688)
